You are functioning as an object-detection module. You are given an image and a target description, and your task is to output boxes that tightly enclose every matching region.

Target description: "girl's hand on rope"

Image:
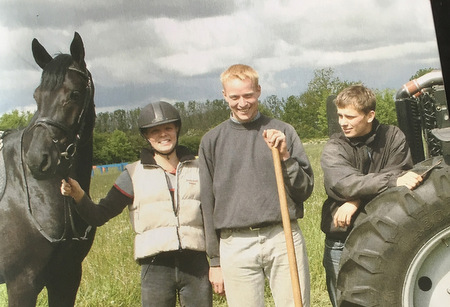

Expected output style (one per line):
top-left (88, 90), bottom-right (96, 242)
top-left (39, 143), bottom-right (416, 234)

top-left (61, 178), bottom-right (85, 203)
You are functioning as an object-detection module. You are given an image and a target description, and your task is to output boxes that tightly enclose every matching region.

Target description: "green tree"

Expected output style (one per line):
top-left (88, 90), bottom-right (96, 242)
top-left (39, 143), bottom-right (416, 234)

top-left (100, 130), bottom-right (136, 163)
top-left (375, 89), bottom-right (397, 126)
top-left (113, 109), bottom-right (128, 131)
top-left (410, 67), bottom-right (437, 80)
top-left (178, 99), bottom-right (229, 134)
top-left (282, 68), bottom-right (355, 139)
top-left (92, 132), bottom-right (109, 164)
top-left (179, 134), bottom-right (202, 156)
top-left (0, 110), bottom-right (34, 130)
top-left (95, 112), bottom-right (113, 133)
top-left (282, 95), bottom-right (302, 133)
top-left (262, 95), bottom-right (284, 119)
top-left (127, 131), bottom-right (146, 159)
top-left (203, 99), bottom-right (229, 128)
top-left (128, 108), bottom-right (141, 133)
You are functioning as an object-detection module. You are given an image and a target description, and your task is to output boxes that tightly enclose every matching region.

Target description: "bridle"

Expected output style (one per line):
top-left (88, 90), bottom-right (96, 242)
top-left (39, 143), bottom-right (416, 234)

top-left (31, 66), bottom-right (93, 163)
top-left (21, 65), bottom-right (94, 243)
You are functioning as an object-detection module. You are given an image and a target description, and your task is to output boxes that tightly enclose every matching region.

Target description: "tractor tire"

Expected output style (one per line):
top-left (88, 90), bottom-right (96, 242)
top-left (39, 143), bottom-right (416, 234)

top-left (338, 157), bottom-right (450, 307)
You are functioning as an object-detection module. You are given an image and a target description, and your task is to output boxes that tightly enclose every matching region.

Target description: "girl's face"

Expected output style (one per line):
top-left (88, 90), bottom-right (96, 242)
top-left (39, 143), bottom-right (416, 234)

top-left (145, 122), bottom-right (178, 154)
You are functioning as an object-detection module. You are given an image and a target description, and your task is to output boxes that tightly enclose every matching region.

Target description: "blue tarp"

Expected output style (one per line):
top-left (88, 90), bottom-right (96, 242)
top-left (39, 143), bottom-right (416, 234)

top-left (92, 162), bottom-right (129, 176)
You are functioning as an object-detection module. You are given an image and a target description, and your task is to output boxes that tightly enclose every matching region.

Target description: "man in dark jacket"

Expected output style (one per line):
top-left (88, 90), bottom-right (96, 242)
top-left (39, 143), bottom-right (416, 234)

top-left (320, 85), bottom-right (423, 307)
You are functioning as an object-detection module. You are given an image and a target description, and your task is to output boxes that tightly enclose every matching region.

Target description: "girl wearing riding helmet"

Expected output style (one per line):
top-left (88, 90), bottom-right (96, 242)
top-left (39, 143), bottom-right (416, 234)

top-left (61, 101), bottom-right (212, 307)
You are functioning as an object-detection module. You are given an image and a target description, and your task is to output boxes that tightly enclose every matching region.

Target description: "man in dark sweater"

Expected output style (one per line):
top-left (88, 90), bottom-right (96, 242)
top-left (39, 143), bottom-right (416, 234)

top-left (320, 84), bottom-right (423, 307)
top-left (199, 64), bottom-right (314, 307)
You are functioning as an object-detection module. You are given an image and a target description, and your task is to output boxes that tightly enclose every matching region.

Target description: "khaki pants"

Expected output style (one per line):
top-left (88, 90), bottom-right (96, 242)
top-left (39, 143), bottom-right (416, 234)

top-left (220, 223), bottom-right (310, 307)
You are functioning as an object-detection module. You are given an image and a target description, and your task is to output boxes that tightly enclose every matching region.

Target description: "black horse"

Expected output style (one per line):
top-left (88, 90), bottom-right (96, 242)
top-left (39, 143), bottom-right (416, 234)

top-left (0, 32), bottom-right (96, 307)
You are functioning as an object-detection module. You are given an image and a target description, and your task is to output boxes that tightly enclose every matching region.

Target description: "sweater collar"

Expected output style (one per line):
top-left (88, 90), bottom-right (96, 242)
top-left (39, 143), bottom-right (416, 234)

top-left (229, 111), bottom-right (261, 124)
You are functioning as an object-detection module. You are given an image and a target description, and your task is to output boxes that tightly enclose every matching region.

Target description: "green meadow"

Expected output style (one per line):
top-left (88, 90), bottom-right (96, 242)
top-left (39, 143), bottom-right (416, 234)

top-left (0, 142), bottom-right (331, 306)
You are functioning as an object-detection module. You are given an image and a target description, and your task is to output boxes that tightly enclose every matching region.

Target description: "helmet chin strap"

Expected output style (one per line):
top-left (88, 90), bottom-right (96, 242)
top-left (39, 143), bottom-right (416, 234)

top-left (154, 146), bottom-right (176, 159)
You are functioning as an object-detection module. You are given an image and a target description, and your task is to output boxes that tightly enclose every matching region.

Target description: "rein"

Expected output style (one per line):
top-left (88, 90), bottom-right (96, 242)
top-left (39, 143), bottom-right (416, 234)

top-left (21, 66), bottom-right (94, 243)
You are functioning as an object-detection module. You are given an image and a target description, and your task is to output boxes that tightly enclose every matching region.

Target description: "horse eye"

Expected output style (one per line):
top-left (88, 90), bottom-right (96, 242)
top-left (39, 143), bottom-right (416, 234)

top-left (70, 91), bottom-right (81, 101)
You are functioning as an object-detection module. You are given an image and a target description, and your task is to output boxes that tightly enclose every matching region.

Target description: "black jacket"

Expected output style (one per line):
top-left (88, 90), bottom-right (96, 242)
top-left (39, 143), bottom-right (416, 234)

top-left (320, 120), bottom-right (413, 241)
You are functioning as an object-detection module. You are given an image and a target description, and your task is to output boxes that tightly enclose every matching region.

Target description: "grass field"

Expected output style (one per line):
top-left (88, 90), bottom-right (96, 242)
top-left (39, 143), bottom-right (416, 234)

top-left (1, 142), bottom-right (331, 306)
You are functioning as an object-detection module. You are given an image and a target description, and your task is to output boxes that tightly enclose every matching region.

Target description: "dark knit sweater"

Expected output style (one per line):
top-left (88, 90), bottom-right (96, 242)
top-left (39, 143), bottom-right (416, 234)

top-left (199, 114), bottom-right (314, 266)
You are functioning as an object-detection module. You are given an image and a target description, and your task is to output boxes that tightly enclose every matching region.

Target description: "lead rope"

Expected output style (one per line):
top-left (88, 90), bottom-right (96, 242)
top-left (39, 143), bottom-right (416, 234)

top-left (67, 196), bottom-right (92, 241)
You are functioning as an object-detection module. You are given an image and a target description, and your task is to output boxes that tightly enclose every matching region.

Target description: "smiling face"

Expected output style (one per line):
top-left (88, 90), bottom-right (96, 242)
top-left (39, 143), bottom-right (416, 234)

top-left (337, 105), bottom-right (375, 138)
top-left (144, 122), bottom-right (178, 154)
top-left (222, 77), bottom-right (261, 123)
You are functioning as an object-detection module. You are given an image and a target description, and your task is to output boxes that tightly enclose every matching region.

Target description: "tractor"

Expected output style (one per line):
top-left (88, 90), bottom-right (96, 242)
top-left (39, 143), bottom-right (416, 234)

top-left (329, 1), bottom-right (450, 306)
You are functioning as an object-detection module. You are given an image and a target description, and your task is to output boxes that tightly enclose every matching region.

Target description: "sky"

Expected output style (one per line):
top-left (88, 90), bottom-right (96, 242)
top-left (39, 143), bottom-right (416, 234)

top-left (0, 0), bottom-right (442, 115)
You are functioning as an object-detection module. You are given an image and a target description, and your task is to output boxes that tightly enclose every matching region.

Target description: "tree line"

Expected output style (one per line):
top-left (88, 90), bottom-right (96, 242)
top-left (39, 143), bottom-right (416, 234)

top-left (0, 67), bottom-right (433, 165)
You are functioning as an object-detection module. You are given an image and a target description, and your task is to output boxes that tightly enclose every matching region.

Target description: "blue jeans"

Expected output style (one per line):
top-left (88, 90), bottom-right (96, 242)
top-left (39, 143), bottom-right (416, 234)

top-left (220, 223), bottom-right (310, 307)
top-left (140, 250), bottom-right (212, 307)
top-left (323, 238), bottom-right (345, 307)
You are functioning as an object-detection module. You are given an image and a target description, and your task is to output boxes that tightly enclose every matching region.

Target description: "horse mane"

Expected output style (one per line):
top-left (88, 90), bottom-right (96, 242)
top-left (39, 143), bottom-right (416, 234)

top-left (39, 54), bottom-right (73, 91)
top-left (76, 101), bottom-right (95, 195)
top-left (74, 71), bottom-right (96, 196)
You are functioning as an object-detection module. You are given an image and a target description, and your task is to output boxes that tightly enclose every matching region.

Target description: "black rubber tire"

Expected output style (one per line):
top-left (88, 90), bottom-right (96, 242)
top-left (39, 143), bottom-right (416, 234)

top-left (338, 158), bottom-right (450, 306)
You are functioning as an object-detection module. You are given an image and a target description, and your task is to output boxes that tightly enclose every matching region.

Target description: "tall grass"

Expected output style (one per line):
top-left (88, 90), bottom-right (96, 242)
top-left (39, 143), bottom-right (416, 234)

top-left (0, 142), bottom-right (331, 306)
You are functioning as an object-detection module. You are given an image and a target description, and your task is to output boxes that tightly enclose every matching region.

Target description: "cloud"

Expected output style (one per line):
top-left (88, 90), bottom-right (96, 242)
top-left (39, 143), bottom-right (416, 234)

top-left (0, 0), bottom-right (441, 115)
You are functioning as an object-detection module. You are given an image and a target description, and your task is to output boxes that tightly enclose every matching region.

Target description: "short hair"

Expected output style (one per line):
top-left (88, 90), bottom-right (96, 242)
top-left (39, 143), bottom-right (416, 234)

top-left (335, 84), bottom-right (376, 114)
top-left (220, 64), bottom-right (259, 89)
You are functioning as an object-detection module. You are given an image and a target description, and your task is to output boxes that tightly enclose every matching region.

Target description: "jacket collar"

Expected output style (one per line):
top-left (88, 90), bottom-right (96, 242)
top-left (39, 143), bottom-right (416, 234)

top-left (338, 118), bottom-right (380, 147)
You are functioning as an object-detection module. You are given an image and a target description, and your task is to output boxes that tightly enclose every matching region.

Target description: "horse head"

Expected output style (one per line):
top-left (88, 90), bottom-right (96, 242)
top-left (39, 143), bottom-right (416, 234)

top-left (23, 32), bottom-right (95, 180)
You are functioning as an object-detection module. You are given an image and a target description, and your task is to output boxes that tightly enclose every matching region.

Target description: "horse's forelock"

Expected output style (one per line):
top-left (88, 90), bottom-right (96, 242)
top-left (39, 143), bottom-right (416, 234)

top-left (40, 54), bottom-right (73, 91)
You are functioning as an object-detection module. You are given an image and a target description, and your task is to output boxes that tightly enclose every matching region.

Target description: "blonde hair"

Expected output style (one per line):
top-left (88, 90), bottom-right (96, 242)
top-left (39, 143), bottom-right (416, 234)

top-left (220, 64), bottom-right (259, 88)
top-left (335, 84), bottom-right (376, 114)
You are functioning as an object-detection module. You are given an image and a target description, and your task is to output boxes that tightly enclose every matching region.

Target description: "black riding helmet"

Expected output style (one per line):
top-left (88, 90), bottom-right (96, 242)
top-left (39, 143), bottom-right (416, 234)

top-left (138, 101), bottom-right (181, 132)
top-left (138, 101), bottom-right (181, 155)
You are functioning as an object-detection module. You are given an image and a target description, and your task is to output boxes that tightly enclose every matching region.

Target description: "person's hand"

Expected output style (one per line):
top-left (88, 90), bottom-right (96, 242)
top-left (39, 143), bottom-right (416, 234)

top-left (262, 129), bottom-right (290, 160)
top-left (333, 200), bottom-right (360, 228)
top-left (209, 266), bottom-right (225, 296)
top-left (61, 177), bottom-right (85, 203)
top-left (396, 171), bottom-right (423, 190)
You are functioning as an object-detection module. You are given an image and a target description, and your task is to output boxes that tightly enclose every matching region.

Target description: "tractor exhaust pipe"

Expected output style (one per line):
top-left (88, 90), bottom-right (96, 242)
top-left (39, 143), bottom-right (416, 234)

top-left (395, 70), bottom-right (443, 99)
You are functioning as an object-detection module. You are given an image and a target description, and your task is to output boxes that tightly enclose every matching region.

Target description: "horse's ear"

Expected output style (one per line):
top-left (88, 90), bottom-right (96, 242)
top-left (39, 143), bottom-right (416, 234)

top-left (32, 38), bottom-right (53, 69)
top-left (70, 32), bottom-right (86, 68)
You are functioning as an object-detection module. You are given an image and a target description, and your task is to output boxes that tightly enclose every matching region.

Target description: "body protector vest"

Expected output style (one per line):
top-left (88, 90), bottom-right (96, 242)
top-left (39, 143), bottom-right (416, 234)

top-left (126, 159), bottom-right (205, 260)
